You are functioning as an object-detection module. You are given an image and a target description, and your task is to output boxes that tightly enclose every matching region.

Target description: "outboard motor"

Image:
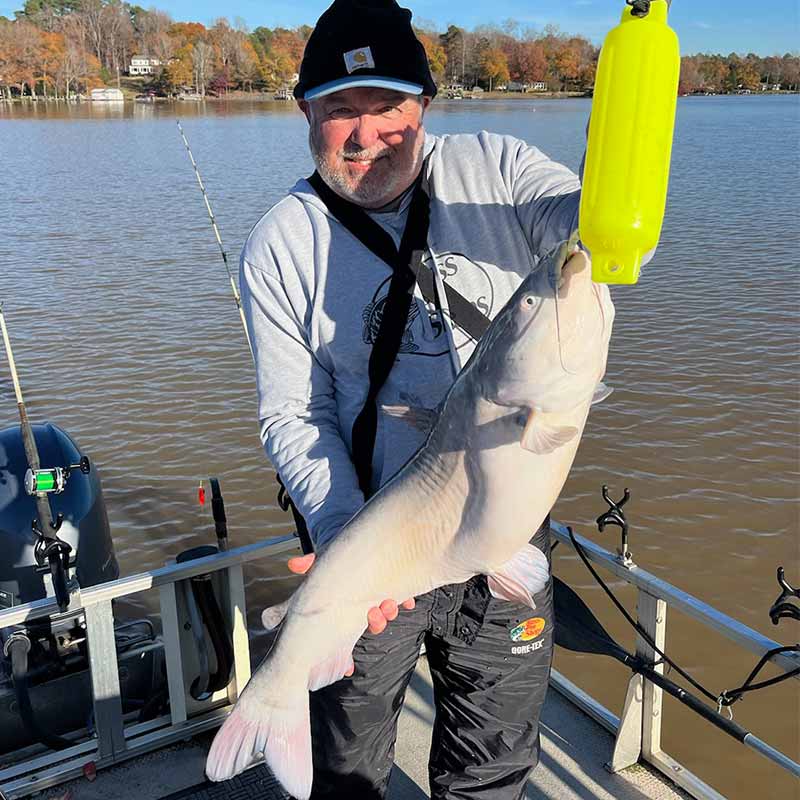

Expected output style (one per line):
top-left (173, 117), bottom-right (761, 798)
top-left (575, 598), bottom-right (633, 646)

top-left (0, 422), bottom-right (118, 607)
top-left (0, 423), bottom-right (161, 755)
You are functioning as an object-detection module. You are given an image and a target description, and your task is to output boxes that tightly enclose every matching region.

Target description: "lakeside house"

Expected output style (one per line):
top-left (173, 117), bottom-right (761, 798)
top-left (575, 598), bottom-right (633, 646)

top-left (129, 56), bottom-right (161, 76)
top-left (90, 87), bottom-right (124, 102)
top-left (505, 81), bottom-right (549, 92)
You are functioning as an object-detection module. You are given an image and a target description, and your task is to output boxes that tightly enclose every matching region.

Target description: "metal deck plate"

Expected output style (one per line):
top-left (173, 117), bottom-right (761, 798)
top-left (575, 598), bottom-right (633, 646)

top-left (159, 767), bottom-right (289, 800)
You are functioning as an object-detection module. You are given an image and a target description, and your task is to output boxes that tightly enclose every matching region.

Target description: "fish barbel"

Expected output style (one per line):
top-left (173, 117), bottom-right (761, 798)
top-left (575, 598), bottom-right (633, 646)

top-left (206, 231), bottom-right (615, 798)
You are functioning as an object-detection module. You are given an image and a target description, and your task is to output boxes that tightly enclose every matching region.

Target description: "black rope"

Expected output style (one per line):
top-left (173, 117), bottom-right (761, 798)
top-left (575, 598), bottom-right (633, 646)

top-left (568, 525), bottom-right (800, 711)
top-left (719, 645), bottom-right (800, 707)
top-left (568, 526), bottom-right (721, 704)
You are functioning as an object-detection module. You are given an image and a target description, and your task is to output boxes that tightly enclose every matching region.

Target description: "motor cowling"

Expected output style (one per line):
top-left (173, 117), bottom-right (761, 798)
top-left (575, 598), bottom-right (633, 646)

top-left (0, 423), bottom-right (118, 608)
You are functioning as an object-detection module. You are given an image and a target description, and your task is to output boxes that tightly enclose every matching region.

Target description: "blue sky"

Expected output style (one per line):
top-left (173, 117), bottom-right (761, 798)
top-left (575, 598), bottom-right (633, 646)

top-left (2, 0), bottom-right (798, 56)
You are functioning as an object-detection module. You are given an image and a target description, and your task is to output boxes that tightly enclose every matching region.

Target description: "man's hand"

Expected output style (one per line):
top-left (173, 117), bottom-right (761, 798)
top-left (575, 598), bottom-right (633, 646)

top-left (288, 553), bottom-right (416, 634)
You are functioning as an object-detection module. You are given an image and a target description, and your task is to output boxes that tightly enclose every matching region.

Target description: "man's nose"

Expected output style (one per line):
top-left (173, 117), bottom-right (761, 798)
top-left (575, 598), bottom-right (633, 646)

top-left (349, 113), bottom-right (383, 149)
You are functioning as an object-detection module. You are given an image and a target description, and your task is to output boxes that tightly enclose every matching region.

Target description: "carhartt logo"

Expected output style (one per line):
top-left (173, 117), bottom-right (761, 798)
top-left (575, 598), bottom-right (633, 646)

top-left (344, 46), bottom-right (375, 74)
top-left (510, 617), bottom-right (546, 642)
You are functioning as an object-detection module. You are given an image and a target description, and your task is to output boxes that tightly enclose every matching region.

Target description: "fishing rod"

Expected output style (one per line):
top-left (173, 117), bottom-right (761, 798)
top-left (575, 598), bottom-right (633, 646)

top-left (176, 120), bottom-right (253, 357)
top-left (553, 573), bottom-right (800, 779)
top-left (0, 304), bottom-right (77, 612)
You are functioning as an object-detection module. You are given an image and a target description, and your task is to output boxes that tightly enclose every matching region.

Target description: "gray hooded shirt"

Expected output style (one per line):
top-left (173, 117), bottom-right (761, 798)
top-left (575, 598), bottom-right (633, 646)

top-left (241, 131), bottom-right (590, 549)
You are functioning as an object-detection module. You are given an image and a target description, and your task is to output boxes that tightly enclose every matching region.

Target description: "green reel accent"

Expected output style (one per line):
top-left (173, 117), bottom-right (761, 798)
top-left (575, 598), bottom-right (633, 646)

top-left (24, 468), bottom-right (65, 495)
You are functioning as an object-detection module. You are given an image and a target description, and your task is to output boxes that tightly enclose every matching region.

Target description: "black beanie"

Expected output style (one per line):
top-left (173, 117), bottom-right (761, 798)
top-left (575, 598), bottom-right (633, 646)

top-left (294, 0), bottom-right (437, 100)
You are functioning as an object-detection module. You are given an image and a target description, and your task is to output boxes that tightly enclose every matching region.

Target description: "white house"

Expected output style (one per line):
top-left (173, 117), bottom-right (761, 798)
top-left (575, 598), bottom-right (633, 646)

top-left (129, 56), bottom-right (161, 76)
top-left (90, 87), bottom-right (124, 102)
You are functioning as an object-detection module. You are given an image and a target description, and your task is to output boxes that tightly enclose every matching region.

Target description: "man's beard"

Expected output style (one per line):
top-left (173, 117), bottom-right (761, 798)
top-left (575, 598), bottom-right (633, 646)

top-left (309, 128), bottom-right (423, 207)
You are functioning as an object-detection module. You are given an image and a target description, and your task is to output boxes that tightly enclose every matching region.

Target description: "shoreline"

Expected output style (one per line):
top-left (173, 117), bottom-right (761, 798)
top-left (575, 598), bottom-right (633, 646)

top-left (2, 89), bottom-right (798, 105)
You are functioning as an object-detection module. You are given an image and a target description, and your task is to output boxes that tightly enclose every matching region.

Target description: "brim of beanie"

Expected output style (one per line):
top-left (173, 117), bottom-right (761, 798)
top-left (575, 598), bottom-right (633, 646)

top-left (302, 76), bottom-right (425, 100)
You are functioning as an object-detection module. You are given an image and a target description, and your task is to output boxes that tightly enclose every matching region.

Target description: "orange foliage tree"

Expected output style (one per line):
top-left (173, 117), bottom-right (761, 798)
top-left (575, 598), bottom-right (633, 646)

top-left (480, 46), bottom-right (509, 91)
top-left (416, 30), bottom-right (447, 83)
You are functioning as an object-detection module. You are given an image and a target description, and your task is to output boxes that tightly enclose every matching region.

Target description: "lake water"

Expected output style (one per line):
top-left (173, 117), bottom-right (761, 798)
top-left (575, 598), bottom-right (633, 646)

top-left (0, 95), bottom-right (798, 799)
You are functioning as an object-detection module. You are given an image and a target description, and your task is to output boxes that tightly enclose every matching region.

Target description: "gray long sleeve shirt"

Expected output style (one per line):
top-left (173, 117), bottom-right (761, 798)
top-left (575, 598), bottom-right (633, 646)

top-left (241, 131), bottom-right (584, 549)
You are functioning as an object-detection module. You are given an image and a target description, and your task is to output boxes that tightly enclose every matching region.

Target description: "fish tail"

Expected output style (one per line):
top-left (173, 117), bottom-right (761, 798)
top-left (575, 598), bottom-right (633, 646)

top-left (206, 684), bottom-right (312, 799)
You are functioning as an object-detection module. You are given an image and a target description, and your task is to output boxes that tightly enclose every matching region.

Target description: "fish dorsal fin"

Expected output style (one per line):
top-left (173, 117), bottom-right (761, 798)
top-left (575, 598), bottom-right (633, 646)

top-left (520, 409), bottom-right (579, 454)
top-left (591, 381), bottom-right (613, 405)
top-left (487, 543), bottom-right (550, 609)
top-left (382, 404), bottom-right (438, 432)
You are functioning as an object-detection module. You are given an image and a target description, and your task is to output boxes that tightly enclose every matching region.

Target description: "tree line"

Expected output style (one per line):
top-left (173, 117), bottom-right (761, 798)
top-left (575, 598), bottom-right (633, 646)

top-left (0, 0), bottom-right (798, 100)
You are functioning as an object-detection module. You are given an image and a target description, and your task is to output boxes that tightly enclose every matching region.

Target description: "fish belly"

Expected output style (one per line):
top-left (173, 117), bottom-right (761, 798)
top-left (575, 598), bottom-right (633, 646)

top-left (449, 433), bottom-right (584, 574)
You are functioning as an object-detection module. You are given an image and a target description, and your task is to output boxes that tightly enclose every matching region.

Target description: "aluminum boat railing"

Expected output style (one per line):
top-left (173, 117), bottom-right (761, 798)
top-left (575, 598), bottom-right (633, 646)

top-left (549, 521), bottom-right (800, 800)
top-left (0, 525), bottom-right (797, 799)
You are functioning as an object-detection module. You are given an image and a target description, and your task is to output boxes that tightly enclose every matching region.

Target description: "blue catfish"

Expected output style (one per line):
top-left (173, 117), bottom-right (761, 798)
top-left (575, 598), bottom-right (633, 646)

top-left (205, 232), bottom-right (614, 798)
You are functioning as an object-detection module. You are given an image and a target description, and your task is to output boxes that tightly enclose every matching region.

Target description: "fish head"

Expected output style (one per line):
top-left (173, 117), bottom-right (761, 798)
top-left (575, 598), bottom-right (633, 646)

top-left (476, 231), bottom-right (614, 412)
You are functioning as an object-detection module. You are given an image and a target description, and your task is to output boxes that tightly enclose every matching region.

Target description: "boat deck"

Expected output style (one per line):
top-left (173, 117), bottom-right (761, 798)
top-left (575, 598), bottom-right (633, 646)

top-left (29, 658), bottom-right (689, 800)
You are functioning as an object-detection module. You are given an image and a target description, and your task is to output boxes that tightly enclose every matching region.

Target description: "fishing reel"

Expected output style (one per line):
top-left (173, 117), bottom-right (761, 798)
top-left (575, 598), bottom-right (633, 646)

top-left (24, 456), bottom-right (91, 495)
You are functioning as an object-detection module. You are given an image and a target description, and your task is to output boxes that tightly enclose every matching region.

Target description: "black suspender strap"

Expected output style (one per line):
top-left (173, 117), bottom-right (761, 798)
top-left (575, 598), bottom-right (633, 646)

top-left (278, 168), bottom-right (494, 551)
top-left (307, 168), bottom-right (494, 498)
top-left (308, 170), bottom-right (431, 497)
top-left (307, 171), bottom-right (491, 342)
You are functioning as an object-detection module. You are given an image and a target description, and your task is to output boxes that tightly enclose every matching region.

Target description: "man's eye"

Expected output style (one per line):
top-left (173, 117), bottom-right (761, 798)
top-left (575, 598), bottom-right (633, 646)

top-left (328, 107), bottom-right (353, 119)
top-left (379, 105), bottom-right (401, 117)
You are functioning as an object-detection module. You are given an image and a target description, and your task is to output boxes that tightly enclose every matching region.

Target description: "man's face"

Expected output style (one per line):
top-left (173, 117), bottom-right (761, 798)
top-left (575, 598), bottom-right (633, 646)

top-left (300, 87), bottom-right (431, 209)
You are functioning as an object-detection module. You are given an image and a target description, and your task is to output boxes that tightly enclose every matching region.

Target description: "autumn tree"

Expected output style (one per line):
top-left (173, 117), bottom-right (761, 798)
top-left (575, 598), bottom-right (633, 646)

top-left (191, 38), bottom-right (212, 95)
top-left (5, 19), bottom-right (40, 96)
top-left (37, 29), bottom-right (65, 96)
top-left (508, 39), bottom-right (546, 84)
top-left (761, 55), bottom-right (783, 86)
top-left (164, 41), bottom-right (192, 90)
top-left (169, 21), bottom-right (205, 48)
top-left (679, 55), bottom-right (704, 94)
top-left (270, 27), bottom-right (305, 74)
top-left (133, 7), bottom-right (172, 60)
top-left (102, 0), bottom-right (133, 86)
top-left (439, 25), bottom-right (465, 84)
top-left (416, 30), bottom-right (446, 83)
top-left (699, 55), bottom-right (727, 91)
top-left (781, 53), bottom-right (800, 90)
top-left (480, 46), bottom-right (508, 91)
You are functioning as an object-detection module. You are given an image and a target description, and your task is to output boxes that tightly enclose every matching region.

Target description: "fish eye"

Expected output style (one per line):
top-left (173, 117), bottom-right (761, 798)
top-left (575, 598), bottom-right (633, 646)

top-left (522, 295), bottom-right (537, 309)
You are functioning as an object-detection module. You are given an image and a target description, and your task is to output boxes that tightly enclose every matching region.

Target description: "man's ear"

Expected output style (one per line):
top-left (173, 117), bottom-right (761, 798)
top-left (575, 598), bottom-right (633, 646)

top-left (421, 96), bottom-right (432, 115)
top-left (297, 99), bottom-right (312, 123)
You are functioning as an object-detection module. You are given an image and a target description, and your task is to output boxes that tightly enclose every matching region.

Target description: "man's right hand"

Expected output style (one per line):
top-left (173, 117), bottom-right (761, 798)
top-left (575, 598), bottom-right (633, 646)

top-left (288, 553), bottom-right (416, 634)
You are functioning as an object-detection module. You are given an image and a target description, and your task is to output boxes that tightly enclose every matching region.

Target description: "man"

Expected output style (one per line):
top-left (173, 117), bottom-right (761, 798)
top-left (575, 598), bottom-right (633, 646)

top-left (241, 1), bottom-right (592, 797)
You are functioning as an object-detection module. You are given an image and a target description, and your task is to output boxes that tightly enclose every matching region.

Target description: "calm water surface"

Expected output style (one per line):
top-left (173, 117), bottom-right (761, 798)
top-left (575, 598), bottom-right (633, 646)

top-left (0, 95), bottom-right (798, 799)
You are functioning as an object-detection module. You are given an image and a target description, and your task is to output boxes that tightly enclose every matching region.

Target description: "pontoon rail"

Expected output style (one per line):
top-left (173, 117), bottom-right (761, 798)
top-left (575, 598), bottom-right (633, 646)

top-left (549, 521), bottom-right (800, 800)
top-left (0, 525), bottom-right (797, 799)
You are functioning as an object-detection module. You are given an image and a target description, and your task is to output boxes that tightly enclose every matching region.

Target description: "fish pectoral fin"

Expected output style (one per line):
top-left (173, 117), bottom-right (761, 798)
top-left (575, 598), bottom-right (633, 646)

top-left (591, 381), bottom-right (613, 405)
top-left (206, 697), bottom-right (312, 799)
top-left (487, 544), bottom-right (550, 609)
top-left (381, 404), bottom-right (438, 432)
top-left (261, 598), bottom-right (291, 631)
top-left (308, 644), bottom-right (357, 691)
top-left (520, 410), bottom-right (579, 454)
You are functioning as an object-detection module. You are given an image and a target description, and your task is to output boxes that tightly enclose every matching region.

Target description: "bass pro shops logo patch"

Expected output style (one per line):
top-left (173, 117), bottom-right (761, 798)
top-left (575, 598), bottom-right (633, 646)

top-left (510, 617), bottom-right (546, 642)
top-left (510, 617), bottom-right (546, 655)
top-left (344, 46), bottom-right (375, 74)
